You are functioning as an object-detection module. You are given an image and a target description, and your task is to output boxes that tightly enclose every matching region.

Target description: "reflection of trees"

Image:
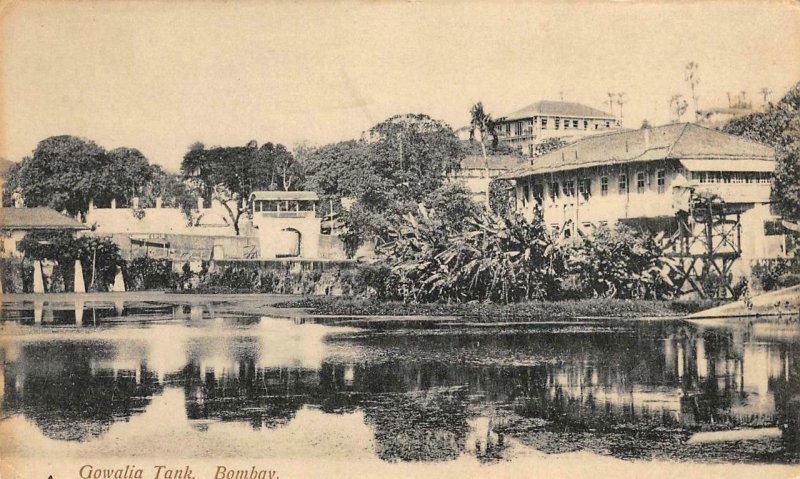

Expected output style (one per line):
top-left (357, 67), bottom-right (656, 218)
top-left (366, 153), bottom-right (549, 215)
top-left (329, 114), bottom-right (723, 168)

top-left (179, 359), bottom-right (314, 429)
top-left (2, 342), bottom-right (160, 441)
top-left (362, 388), bottom-right (470, 462)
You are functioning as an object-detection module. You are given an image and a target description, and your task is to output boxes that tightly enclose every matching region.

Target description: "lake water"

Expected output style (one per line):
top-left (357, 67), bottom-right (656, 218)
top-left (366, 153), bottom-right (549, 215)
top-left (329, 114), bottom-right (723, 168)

top-left (1, 297), bottom-right (798, 469)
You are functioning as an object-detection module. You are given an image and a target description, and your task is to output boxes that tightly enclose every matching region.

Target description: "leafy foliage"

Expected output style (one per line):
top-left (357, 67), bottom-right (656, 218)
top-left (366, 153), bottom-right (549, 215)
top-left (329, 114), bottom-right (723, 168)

top-left (17, 232), bottom-right (123, 291)
top-left (723, 81), bottom-right (800, 221)
top-left (5, 136), bottom-right (109, 219)
top-left (378, 205), bottom-right (563, 303)
top-left (303, 114), bottom-right (464, 255)
top-left (181, 140), bottom-right (301, 235)
top-left (125, 257), bottom-right (177, 290)
top-left (560, 225), bottom-right (678, 299)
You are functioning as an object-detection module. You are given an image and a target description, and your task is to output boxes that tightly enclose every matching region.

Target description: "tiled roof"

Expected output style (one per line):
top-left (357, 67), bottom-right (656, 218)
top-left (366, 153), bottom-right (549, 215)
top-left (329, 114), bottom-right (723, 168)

top-left (502, 123), bottom-right (775, 178)
top-left (461, 154), bottom-right (529, 170)
top-left (250, 191), bottom-right (319, 201)
top-left (0, 207), bottom-right (89, 230)
top-left (502, 101), bottom-right (615, 121)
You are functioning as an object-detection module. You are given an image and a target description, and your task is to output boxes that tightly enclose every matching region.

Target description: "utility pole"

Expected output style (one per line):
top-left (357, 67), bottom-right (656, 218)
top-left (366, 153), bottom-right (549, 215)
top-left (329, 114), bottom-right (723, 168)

top-left (760, 87), bottom-right (773, 107)
top-left (606, 92), bottom-right (616, 116)
top-left (616, 92), bottom-right (627, 121)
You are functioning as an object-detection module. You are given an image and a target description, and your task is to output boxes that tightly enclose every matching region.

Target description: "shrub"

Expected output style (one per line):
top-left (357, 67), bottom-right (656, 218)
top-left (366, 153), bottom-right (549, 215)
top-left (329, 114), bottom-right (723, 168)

top-left (126, 257), bottom-right (177, 290)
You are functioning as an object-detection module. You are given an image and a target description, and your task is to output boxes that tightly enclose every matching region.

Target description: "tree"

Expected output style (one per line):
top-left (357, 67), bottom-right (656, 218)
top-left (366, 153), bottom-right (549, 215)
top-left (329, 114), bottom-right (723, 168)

top-left (469, 102), bottom-right (500, 208)
top-left (304, 114), bottom-right (464, 255)
top-left (5, 136), bottom-right (110, 220)
top-left (723, 81), bottom-right (800, 222)
top-left (684, 62), bottom-right (701, 121)
top-left (103, 147), bottom-right (156, 206)
top-left (181, 141), bottom-right (280, 235)
top-left (669, 94), bottom-right (689, 122)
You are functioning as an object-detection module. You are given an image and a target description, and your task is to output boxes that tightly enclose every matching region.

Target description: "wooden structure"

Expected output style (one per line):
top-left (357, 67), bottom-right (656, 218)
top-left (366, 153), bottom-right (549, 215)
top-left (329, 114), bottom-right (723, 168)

top-left (665, 194), bottom-right (743, 298)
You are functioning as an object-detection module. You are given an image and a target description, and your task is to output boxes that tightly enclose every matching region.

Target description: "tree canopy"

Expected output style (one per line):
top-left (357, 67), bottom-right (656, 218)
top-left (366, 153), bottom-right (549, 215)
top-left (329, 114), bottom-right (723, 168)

top-left (3, 136), bottom-right (163, 220)
top-left (723, 81), bottom-right (800, 222)
top-left (180, 140), bottom-right (302, 235)
top-left (302, 114), bottom-right (465, 255)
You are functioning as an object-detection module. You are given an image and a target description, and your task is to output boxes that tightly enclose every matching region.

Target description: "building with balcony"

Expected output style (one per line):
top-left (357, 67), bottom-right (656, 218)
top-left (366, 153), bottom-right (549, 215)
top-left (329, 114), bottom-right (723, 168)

top-left (503, 123), bottom-right (786, 272)
top-left (495, 100), bottom-right (621, 157)
top-left (250, 191), bottom-right (322, 259)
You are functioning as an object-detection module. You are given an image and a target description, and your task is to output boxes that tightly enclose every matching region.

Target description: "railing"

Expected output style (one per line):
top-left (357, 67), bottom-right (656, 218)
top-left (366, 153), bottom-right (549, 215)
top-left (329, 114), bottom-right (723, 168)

top-left (255, 211), bottom-right (316, 219)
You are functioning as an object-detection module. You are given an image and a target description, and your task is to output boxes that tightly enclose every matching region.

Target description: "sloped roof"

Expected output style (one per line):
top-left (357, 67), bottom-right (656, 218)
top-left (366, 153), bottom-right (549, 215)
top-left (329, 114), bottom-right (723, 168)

top-left (503, 101), bottom-right (615, 121)
top-left (250, 191), bottom-right (319, 201)
top-left (461, 154), bottom-right (529, 170)
top-left (0, 207), bottom-right (89, 230)
top-left (502, 123), bottom-right (775, 179)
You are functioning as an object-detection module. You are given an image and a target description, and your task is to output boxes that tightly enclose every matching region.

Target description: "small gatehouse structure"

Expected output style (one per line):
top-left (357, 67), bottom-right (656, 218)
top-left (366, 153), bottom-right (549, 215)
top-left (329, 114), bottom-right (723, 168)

top-left (250, 191), bottom-right (321, 259)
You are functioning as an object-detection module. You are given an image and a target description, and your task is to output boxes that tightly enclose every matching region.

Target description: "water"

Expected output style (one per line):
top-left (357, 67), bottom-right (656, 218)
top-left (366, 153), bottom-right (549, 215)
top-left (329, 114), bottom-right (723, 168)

top-left (1, 298), bottom-right (798, 465)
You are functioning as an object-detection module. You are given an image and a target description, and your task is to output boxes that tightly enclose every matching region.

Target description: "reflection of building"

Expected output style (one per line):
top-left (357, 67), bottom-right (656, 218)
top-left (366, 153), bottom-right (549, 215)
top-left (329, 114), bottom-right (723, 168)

top-left (0, 207), bottom-right (88, 258)
top-left (493, 101), bottom-right (620, 157)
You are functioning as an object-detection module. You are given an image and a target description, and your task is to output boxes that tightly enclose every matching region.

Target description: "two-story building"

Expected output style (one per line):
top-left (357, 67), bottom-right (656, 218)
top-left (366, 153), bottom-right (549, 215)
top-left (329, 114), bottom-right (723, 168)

top-left (494, 100), bottom-right (621, 157)
top-left (451, 154), bottom-right (529, 203)
top-left (503, 123), bottom-right (784, 266)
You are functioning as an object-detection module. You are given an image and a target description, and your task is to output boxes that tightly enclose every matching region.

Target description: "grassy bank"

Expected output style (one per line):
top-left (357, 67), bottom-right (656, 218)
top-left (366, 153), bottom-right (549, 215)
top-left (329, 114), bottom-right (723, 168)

top-left (274, 297), bottom-right (729, 321)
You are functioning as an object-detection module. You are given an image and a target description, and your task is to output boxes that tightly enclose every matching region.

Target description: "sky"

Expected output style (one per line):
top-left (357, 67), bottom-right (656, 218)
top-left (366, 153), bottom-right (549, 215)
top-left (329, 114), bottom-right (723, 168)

top-left (1, 1), bottom-right (799, 171)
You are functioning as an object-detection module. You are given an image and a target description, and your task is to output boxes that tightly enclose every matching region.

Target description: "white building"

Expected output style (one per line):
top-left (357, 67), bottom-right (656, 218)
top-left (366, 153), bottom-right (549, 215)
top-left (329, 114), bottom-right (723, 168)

top-left (494, 100), bottom-right (621, 157)
top-left (504, 123), bottom-right (786, 266)
top-left (250, 191), bottom-right (322, 259)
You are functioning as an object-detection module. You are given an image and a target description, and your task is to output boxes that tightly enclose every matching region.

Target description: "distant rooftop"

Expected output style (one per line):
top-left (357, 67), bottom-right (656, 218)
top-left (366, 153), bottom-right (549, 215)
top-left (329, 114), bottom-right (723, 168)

top-left (502, 123), bottom-right (775, 178)
top-left (0, 207), bottom-right (89, 230)
top-left (461, 154), bottom-right (529, 170)
top-left (250, 191), bottom-right (320, 201)
top-left (502, 100), bottom-right (616, 122)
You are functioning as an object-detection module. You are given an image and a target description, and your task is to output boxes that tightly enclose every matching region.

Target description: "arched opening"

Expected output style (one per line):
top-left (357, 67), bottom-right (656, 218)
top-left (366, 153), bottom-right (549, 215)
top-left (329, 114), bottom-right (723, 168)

top-left (275, 228), bottom-right (302, 258)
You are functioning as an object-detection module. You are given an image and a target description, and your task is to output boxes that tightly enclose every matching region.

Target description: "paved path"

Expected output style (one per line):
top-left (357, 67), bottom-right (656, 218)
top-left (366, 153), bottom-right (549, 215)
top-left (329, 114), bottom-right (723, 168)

top-left (685, 284), bottom-right (800, 319)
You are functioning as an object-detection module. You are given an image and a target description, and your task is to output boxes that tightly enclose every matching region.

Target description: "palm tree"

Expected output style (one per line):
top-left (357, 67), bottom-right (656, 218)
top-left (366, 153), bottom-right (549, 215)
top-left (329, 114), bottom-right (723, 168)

top-left (469, 102), bottom-right (499, 208)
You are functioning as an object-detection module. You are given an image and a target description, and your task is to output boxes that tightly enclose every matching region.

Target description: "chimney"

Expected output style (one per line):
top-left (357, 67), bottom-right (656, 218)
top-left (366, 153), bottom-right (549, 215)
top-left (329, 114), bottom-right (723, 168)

top-left (643, 128), bottom-right (650, 150)
top-left (155, 196), bottom-right (163, 209)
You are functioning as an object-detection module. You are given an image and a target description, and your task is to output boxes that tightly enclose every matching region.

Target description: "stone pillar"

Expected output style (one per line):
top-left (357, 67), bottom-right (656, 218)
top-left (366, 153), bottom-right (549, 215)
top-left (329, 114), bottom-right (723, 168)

top-left (197, 197), bottom-right (204, 210)
top-left (74, 260), bottom-right (85, 293)
top-left (156, 196), bottom-right (163, 209)
top-left (132, 197), bottom-right (140, 209)
top-left (112, 268), bottom-right (126, 292)
top-left (111, 198), bottom-right (117, 209)
top-left (33, 260), bottom-right (45, 294)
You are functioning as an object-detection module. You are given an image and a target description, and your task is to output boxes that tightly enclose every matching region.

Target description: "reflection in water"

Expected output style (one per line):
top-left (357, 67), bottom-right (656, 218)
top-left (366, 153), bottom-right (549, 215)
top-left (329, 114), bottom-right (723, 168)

top-left (1, 302), bottom-right (798, 463)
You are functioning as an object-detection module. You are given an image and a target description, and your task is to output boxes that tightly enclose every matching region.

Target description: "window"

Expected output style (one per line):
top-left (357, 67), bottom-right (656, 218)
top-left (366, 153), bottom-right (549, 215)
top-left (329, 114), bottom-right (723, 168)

top-left (578, 178), bottom-right (591, 197)
top-left (573, 120), bottom-right (579, 128)
top-left (555, 118), bottom-right (560, 130)
top-left (564, 119), bottom-right (570, 129)
top-left (636, 171), bottom-right (647, 193)
top-left (656, 169), bottom-right (666, 193)
top-left (541, 118), bottom-right (548, 129)
top-left (600, 176), bottom-right (609, 196)
top-left (564, 180), bottom-right (575, 196)
top-left (618, 173), bottom-right (628, 193)
top-left (515, 122), bottom-right (522, 136)
top-left (505, 123), bottom-right (511, 135)
top-left (522, 184), bottom-right (530, 204)
top-left (584, 120), bottom-right (588, 130)
top-left (549, 181), bottom-right (560, 201)
top-left (605, 121), bottom-right (611, 128)
top-left (594, 124), bottom-right (599, 130)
